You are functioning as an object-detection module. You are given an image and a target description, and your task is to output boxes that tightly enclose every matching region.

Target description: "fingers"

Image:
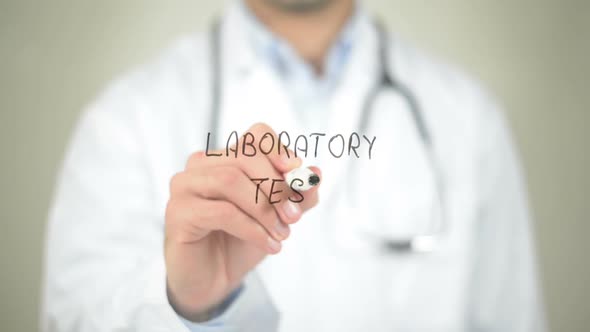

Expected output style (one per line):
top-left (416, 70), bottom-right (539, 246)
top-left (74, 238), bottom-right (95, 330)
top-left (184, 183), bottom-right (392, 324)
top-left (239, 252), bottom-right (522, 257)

top-left (187, 157), bottom-right (321, 222)
top-left (192, 156), bottom-right (308, 224)
top-left (174, 122), bottom-right (322, 251)
top-left (167, 198), bottom-right (281, 254)
top-left (170, 168), bottom-right (290, 242)
top-left (189, 134), bottom-right (306, 224)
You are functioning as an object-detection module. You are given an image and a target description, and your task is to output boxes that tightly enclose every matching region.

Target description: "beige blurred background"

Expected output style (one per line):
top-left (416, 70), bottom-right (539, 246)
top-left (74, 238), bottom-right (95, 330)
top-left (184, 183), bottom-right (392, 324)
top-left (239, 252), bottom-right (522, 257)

top-left (0, 0), bottom-right (588, 331)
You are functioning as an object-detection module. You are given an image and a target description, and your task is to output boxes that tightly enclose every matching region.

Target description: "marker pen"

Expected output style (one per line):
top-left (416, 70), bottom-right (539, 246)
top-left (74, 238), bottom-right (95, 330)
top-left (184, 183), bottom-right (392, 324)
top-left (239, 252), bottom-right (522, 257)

top-left (284, 167), bottom-right (320, 191)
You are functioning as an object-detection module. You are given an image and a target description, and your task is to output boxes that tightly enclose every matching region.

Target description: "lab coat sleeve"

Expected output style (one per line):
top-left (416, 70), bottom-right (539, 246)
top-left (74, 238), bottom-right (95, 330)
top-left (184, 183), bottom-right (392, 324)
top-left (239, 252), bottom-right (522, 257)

top-left (41, 80), bottom-right (278, 332)
top-left (466, 96), bottom-right (547, 331)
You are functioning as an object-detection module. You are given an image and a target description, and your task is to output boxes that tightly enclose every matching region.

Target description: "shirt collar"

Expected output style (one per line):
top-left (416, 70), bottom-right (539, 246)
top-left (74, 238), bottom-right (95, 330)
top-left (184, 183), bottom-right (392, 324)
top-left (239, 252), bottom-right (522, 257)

top-left (233, 0), bottom-right (365, 85)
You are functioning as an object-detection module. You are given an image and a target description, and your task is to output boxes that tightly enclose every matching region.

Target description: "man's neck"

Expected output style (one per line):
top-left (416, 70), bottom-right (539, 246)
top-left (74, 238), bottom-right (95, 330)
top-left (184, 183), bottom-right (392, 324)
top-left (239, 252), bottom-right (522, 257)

top-left (244, 0), bottom-right (355, 74)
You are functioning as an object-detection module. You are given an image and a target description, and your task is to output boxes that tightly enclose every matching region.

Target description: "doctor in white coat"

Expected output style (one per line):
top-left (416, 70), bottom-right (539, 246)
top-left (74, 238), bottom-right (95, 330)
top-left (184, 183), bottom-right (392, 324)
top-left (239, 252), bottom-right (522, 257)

top-left (41, 0), bottom-right (547, 331)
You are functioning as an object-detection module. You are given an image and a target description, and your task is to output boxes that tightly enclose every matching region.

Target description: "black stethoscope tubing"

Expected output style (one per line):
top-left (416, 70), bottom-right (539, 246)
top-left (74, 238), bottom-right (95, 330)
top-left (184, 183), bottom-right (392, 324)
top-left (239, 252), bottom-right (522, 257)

top-left (207, 18), bottom-right (446, 253)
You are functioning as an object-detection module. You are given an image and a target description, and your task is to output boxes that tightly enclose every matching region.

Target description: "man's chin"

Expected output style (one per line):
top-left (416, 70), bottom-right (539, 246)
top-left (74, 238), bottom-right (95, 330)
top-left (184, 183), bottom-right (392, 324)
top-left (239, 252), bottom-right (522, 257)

top-left (263, 0), bottom-right (335, 13)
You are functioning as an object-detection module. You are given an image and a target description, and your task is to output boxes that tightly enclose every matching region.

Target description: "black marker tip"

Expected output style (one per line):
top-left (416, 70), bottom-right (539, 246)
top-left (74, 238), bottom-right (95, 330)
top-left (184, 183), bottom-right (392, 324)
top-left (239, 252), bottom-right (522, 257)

top-left (308, 174), bottom-right (320, 186)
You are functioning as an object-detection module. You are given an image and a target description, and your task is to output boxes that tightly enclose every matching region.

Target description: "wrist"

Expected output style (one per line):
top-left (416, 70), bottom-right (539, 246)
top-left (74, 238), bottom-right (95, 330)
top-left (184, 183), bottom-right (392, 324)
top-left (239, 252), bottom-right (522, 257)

top-left (167, 281), bottom-right (243, 323)
top-left (167, 281), bottom-right (220, 322)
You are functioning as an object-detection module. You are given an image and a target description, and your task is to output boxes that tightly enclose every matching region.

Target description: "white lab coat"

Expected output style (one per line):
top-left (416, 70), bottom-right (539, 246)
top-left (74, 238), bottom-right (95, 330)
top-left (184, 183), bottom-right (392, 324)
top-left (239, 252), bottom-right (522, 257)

top-left (41, 3), bottom-right (546, 332)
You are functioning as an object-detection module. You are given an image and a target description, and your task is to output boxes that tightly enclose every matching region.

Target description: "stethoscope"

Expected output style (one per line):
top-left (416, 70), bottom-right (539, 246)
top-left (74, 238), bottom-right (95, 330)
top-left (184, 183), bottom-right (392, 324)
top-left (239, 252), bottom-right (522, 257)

top-left (207, 19), bottom-right (447, 253)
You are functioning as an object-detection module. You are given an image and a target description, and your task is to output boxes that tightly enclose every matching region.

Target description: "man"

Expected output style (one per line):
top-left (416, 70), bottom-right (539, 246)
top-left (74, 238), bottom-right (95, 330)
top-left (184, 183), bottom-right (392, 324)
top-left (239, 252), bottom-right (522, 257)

top-left (41, 0), bottom-right (546, 331)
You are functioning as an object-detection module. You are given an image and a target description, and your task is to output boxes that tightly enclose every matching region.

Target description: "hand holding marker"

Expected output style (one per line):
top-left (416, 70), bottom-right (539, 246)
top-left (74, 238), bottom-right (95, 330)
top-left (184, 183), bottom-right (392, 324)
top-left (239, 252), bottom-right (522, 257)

top-left (165, 123), bottom-right (322, 321)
